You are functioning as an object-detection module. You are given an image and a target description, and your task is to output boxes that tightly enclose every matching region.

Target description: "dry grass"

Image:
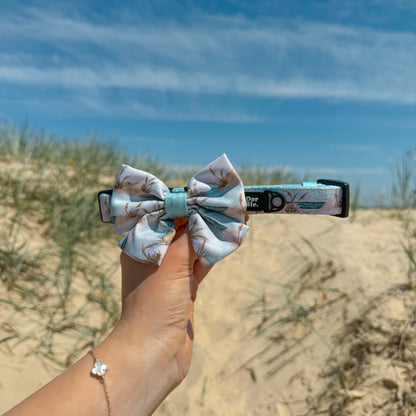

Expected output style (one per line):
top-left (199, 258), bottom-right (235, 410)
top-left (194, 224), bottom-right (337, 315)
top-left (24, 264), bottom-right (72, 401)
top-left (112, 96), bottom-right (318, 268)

top-left (0, 123), bottom-right (300, 369)
top-left (1, 123), bottom-right (415, 415)
top-left (244, 150), bottom-right (416, 415)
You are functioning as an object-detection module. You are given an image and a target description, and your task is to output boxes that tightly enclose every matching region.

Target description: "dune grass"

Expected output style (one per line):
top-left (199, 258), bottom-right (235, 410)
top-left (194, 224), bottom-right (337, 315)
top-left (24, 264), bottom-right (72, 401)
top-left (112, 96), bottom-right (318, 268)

top-left (0, 124), bottom-right (132, 367)
top-left (2, 123), bottom-right (415, 414)
top-left (0, 124), bottom-right (178, 367)
top-left (245, 149), bottom-right (416, 415)
top-left (391, 149), bottom-right (416, 209)
top-left (0, 124), bottom-right (301, 369)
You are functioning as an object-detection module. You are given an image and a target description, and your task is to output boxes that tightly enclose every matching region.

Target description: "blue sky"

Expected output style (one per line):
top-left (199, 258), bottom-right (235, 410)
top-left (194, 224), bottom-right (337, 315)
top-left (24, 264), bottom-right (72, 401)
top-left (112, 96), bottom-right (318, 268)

top-left (1, 0), bottom-right (416, 205)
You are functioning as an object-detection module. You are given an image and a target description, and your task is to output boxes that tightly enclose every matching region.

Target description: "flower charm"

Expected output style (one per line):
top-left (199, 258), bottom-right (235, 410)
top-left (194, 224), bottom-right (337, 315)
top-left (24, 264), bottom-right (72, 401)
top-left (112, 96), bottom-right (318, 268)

top-left (91, 360), bottom-right (108, 377)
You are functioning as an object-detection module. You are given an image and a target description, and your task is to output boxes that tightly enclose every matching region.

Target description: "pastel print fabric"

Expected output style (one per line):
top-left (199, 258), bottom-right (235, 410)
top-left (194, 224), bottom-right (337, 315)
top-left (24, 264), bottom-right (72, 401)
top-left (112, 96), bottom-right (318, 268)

top-left (110, 154), bottom-right (249, 265)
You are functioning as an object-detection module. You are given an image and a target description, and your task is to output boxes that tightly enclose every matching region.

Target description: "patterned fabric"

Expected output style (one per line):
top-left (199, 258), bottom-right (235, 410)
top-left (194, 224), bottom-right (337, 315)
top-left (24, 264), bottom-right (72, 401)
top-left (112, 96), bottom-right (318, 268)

top-left (110, 154), bottom-right (249, 265)
top-left (245, 184), bottom-right (344, 215)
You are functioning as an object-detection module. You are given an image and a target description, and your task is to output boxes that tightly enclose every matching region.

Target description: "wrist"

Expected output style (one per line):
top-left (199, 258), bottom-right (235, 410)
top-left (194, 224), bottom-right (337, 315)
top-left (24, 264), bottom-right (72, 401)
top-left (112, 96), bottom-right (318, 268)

top-left (94, 322), bottom-right (181, 416)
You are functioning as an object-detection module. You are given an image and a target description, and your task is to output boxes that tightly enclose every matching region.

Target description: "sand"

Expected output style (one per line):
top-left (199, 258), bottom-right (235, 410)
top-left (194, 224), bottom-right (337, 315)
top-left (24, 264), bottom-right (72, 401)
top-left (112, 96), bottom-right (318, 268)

top-left (1, 210), bottom-right (415, 415)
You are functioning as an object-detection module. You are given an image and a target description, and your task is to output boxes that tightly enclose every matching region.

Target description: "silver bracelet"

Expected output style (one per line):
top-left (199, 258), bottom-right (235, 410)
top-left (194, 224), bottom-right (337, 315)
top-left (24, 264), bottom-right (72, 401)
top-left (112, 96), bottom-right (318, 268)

top-left (89, 350), bottom-right (112, 416)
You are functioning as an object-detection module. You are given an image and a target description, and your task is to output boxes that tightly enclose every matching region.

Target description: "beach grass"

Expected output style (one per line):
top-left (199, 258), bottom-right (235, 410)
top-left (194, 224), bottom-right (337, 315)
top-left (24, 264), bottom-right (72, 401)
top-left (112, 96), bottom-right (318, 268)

top-left (0, 125), bottom-right (124, 367)
top-left (1, 123), bottom-right (416, 415)
top-left (0, 124), bottom-right (300, 369)
top-left (244, 149), bottom-right (416, 415)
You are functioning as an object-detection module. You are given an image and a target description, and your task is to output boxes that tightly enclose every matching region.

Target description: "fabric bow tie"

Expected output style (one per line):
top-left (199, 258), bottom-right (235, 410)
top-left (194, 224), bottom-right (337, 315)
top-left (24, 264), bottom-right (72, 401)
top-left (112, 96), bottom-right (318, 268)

top-left (110, 154), bottom-right (249, 265)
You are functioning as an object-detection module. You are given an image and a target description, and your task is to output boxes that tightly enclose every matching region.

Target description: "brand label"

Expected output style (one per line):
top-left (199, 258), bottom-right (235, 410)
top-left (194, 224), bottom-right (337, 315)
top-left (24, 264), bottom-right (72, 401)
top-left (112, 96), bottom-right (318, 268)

top-left (245, 194), bottom-right (262, 210)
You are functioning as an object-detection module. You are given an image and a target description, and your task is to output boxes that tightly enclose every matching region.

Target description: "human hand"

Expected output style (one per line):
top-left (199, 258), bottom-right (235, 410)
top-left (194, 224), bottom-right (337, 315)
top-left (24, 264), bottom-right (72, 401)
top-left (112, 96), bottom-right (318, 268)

top-left (4, 217), bottom-right (243, 416)
top-left (110, 218), bottom-right (212, 413)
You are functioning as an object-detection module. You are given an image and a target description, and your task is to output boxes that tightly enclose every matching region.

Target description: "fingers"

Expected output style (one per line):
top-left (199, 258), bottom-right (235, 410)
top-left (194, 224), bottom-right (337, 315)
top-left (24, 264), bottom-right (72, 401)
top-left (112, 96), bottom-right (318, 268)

top-left (170, 218), bottom-right (213, 300)
top-left (172, 218), bottom-right (189, 241)
top-left (161, 222), bottom-right (197, 274)
top-left (120, 216), bottom-right (213, 304)
top-left (193, 259), bottom-right (213, 285)
top-left (120, 251), bottom-right (157, 307)
top-left (191, 259), bottom-right (213, 301)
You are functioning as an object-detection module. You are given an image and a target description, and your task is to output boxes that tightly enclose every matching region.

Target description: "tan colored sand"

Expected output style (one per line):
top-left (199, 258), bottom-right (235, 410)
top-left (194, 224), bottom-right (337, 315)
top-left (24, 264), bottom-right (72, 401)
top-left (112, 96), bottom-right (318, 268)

top-left (1, 210), bottom-right (413, 415)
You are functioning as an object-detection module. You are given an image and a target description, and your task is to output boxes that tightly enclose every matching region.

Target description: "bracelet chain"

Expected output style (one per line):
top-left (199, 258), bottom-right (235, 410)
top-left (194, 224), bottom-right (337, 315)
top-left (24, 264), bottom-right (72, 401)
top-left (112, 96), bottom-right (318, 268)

top-left (89, 350), bottom-right (112, 416)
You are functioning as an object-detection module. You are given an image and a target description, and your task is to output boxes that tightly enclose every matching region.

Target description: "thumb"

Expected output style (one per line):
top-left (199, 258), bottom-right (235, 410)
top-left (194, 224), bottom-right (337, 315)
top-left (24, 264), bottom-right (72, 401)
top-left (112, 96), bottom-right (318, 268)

top-left (159, 222), bottom-right (197, 275)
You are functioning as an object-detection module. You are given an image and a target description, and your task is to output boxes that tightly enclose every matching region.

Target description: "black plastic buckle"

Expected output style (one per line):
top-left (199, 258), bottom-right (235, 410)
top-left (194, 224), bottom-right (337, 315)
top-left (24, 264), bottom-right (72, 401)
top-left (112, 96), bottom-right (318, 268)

top-left (262, 191), bottom-right (286, 213)
top-left (317, 179), bottom-right (350, 218)
top-left (97, 189), bottom-right (113, 222)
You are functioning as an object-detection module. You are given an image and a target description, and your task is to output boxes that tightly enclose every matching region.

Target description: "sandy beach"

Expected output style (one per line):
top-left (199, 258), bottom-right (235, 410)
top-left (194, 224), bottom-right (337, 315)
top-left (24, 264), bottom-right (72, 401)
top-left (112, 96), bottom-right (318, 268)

top-left (1, 210), bottom-right (415, 415)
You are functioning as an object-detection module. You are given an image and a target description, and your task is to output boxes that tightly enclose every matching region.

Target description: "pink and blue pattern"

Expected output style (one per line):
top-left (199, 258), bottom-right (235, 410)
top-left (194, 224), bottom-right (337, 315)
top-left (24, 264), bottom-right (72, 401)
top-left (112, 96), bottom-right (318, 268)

top-left (110, 154), bottom-right (249, 265)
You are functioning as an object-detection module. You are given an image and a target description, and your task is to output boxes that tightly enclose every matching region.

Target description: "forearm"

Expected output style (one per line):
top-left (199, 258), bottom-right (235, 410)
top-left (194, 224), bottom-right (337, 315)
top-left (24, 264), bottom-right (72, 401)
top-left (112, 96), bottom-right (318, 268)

top-left (5, 230), bottom-right (204, 416)
top-left (4, 327), bottom-right (180, 416)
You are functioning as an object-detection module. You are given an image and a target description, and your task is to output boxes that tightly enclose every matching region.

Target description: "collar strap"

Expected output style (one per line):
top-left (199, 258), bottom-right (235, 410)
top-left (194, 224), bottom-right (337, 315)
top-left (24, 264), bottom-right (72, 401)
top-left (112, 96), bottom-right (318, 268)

top-left (97, 179), bottom-right (349, 223)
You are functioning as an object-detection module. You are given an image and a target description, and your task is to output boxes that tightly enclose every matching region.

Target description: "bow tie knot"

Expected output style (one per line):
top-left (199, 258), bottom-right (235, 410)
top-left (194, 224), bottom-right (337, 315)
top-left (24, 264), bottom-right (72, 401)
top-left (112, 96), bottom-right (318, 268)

top-left (110, 154), bottom-right (249, 265)
top-left (165, 189), bottom-right (190, 219)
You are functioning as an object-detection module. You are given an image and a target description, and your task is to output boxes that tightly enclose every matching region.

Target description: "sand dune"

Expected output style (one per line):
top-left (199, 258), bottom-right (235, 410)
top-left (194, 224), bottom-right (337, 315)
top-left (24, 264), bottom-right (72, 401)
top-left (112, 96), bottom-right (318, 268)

top-left (1, 210), bottom-right (414, 415)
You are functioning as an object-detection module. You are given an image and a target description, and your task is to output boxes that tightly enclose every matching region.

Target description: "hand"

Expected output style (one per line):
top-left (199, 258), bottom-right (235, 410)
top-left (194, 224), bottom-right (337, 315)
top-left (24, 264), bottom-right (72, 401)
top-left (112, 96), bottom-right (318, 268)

top-left (111, 218), bottom-right (213, 412)
top-left (4, 218), bottom-right (212, 416)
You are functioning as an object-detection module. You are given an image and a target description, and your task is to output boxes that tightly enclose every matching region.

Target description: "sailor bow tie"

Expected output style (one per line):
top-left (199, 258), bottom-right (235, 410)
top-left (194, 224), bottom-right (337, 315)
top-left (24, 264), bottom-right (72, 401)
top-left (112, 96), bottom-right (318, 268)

top-left (109, 154), bottom-right (249, 265)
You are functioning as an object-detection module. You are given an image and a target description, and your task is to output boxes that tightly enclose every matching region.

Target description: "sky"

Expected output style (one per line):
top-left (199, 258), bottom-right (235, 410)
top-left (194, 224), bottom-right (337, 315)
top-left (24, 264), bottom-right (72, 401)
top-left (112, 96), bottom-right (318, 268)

top-left (1, 0), bottom-right (416, 206)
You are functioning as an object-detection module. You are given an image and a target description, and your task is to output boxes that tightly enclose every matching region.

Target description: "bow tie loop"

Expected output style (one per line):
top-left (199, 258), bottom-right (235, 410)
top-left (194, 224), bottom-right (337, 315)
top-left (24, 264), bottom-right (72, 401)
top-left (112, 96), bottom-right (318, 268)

top-left (165, 189), bottom-right (190, 219)
top-left (110, 154), bottom-right (249, 265)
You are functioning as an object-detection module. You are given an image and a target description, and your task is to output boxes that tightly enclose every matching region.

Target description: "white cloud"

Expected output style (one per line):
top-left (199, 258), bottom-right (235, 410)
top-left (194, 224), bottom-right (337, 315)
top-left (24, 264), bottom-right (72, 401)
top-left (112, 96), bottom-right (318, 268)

top-left (129, 101), bottom-right (261, 122)
top-left (75, 92), bottom-right (261, 122)
top-left (297, 166), bottom-right (386, 175)
top-left (2, 7), bottom-right (416, 113)
top-left (2, 62), bottom-right (416, 106)
top-left (0, 86), bottom-right (259, 123)
top-left (330, 144), bottom-right (380, 153)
